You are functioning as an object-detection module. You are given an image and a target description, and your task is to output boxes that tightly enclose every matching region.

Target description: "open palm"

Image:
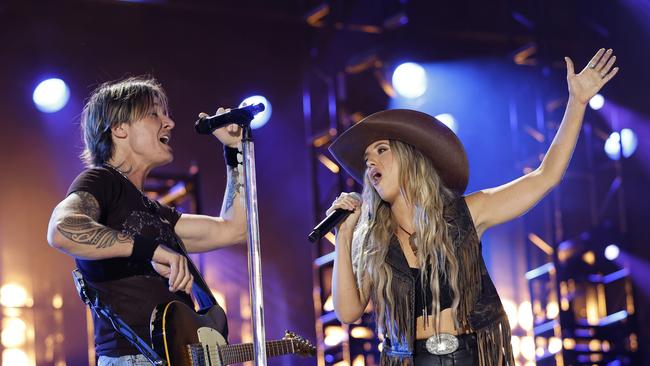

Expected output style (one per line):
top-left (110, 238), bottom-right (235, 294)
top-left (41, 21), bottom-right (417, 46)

top-left (566, 48), bottom-right (619, 105)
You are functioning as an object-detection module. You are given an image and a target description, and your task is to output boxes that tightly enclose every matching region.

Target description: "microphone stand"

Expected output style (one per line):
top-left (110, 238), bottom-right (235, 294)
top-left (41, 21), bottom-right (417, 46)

top-left (240, 123), bottom-right (268, 366)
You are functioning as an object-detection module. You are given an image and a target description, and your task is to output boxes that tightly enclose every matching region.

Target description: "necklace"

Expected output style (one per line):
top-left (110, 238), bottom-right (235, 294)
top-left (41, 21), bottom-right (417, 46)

top-left (397, 223), bottom-right (418, 256)
top-left (104, 164), bottom-right (158, 214)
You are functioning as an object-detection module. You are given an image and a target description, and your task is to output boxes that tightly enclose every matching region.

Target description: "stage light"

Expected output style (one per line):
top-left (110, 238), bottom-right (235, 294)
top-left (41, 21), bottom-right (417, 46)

top-left (1, 318), bottom-right (27, 348)
top-left (501, 298), bottom-right (518, 329)
top-left (548, 337), bottom-right (562, 354)
top-left (324, 326), bottom-right (347, 346)
top-left (620, 128), bottom-right (638, 158)
top-left (435, 113), bottom-right (457, 133)
top-left (33, 78), bottom-right (70, 113)
top-left (604, 132), bottom-right (621, 160)
top-left (350, 326), bottom-right (374, 339)
top-left (0, 284), bottom-right (29, 308)
top-left (323, 295), bottom-right (334, 312)
top-left (239, 95), bottom-right (272, 129)
top-left (605, 244), bottom-right (620, 261)
top-left (520, 336), bottom-right (535, 361)
top-left (2, 348), bottom-right (29, 366)
top-left (511, 336), bottom-right (520, 358)
top-left (546, 301), bottom-right (559, 319)
top-left (392, 62), bottom-right (427, 99)
top-left (518, 301), bottom-right (534, 331)
top-left (589, 94), bottom-right (605, 110)
top-left (352, 354), bottom-right (365, 366)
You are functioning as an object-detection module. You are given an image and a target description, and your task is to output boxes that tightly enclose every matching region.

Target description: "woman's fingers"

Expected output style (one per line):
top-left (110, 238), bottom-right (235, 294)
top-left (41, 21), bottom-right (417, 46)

top-left (587, 48), bottom-right (606, 69)
top-left (601, 55), bottom-right (617, 77)
top-left (595, 49), bottom-right (613, 72)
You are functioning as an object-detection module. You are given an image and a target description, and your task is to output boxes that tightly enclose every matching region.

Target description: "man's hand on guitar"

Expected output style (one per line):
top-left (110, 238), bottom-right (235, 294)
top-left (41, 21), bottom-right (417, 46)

top-left (151, 245), bottom-right (194, 295)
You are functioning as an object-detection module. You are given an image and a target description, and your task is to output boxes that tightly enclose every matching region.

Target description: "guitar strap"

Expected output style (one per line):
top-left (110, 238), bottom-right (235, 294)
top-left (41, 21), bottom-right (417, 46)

top-left (173, 238), bottom-right (229, 339)
top-left (72, 269), bottom-right (167, 366)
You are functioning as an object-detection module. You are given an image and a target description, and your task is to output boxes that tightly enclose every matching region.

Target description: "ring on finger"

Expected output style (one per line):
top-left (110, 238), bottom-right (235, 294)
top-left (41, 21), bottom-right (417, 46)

top-left (589, 63), bottom-right (597, 69)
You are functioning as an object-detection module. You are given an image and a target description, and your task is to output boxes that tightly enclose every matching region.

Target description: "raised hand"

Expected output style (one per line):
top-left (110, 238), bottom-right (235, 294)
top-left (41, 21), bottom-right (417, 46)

top-left (198, 107), bottom-right (243, 148)
top-left (566, 48), bottom-right (619, 105)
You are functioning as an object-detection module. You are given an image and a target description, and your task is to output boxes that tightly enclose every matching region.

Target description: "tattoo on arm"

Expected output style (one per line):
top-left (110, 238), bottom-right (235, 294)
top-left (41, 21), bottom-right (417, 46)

top-left (224, 165), bottom-right (245, 212)
top-left (57, 192), bottom-right (131, 249)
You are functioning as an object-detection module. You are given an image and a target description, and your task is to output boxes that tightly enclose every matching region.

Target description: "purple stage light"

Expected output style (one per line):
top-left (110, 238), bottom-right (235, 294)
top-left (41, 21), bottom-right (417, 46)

top-left (33, 78), bottom-right (70, 113)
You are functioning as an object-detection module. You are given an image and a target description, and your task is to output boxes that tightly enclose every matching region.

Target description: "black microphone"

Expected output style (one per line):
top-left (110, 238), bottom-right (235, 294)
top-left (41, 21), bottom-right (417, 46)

top-left (195, 103), bottom-right (265, 135)
top-left (308, 193), bottom-right (361, 242)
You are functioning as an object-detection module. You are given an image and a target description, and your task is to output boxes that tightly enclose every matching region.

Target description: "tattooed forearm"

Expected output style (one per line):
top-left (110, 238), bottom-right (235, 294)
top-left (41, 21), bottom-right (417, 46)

top-left (57, 215), bottom-right (130, 248)
top-left (223, 165), bottom-right (245, 212)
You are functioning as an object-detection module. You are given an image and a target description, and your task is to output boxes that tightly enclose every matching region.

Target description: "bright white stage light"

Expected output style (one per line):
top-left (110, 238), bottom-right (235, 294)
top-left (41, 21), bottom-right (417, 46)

top-left (392, 62), bottom-right (427, 99)
top-left (33, 78), bottom-right (70, 113)
top-left (604, 132), bottom-right (621, 160)
top-left (620, 128), bottom-right (638, 158)
top-left (435, 113), bottom-right (457, 133)
top-left (604, 244), bottom-right (620, 261)
top-left (604, 129), bottom-right (637, 160)
top-left (240, 95), bottom-right (272, 129)
top-left (589, 94), bottom-right (605, 110)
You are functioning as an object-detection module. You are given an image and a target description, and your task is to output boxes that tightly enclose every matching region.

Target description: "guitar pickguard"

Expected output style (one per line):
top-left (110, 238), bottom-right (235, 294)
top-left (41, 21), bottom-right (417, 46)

top-left (197, 327), bottom-right (227, 366)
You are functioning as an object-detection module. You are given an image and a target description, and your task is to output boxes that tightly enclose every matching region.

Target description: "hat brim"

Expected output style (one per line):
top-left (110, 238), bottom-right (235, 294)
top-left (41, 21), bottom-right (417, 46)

top-left (328, 109), bottom-right (469, 193)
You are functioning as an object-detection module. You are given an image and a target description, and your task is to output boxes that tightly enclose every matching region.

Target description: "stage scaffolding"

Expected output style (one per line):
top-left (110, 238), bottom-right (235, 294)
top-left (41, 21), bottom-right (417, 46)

top-left (510, 65), bottom-right (639, 364)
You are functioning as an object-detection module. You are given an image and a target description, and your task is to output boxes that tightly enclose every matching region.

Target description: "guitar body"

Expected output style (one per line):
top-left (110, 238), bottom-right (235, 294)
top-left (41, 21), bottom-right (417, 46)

top-left (151, 301), bottom-right (227, 366)
top-left (151, 300), bottom-right (315, 366)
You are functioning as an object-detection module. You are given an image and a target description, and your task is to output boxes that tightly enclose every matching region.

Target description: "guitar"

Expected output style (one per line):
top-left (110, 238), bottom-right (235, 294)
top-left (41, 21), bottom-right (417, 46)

top-left (151, 301), bottom-right (315, 366)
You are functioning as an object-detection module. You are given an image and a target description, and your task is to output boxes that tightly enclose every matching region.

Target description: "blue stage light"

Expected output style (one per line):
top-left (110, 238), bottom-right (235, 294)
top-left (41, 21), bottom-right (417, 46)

top-left (604, 244), bottom-right (620, 261)
top-left (240, 95), bottom-right (272, 129)
top-left (620, 128), bottom-right (638, 158)
top-left (589, 94), bottom-right (605, 110)
top-left (435, 113), bottom-right (457, 133)
top-left (33, 78), bottom-right (70, 113)
top-left (392, 62), bottom-right (427, 99)
top-left (604, 132), bottom-right (621, 160)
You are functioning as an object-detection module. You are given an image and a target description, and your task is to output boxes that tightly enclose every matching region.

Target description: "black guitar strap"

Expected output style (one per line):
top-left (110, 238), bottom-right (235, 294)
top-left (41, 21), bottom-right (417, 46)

top-left (72, 269), bottom-right (167, 366)
top-left (173, 239), bottom-right (229, 339)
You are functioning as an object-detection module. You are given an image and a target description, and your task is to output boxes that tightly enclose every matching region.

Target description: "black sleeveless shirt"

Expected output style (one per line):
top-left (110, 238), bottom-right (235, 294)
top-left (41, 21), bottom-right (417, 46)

top-left (410, 265), bottom-right (454, 315)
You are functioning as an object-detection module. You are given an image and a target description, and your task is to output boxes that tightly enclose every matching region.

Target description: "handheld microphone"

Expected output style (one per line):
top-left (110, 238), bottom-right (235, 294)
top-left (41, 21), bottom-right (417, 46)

top-left (308, 193), bottom-right (361, 242)
top-left (195, 103), bottom-right (265, 135)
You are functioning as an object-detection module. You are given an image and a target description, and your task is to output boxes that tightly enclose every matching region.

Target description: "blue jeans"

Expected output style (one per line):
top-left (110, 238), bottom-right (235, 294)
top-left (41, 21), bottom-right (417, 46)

top-left (97, 354), bottom-right (151, 366)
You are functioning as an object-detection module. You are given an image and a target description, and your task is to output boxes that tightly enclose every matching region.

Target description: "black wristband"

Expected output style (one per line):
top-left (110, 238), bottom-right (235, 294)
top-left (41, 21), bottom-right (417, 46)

top-left (130, 235), bottom-right (159, 262)
top-left (224, 146), bottom-right (241, 168)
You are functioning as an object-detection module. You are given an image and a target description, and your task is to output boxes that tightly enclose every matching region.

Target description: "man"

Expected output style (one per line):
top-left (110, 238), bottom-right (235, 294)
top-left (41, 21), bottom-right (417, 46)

top-left (46, 76), bottom-right (246, 365)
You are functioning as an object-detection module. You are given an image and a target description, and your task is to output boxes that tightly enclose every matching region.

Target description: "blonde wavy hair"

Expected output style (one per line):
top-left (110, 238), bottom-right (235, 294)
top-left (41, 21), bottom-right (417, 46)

top-left (351, 140), bottom-right (460, 337)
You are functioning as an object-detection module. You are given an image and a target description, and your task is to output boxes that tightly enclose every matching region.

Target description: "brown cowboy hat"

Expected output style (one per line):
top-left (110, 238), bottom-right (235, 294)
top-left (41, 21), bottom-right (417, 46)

top-left (328, 109), bottom-right (469, 193)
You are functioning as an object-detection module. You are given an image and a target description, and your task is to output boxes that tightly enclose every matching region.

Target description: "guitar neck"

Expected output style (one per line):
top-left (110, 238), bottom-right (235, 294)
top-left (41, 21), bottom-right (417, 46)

top-left (219, 339), bottom-right (295, 365)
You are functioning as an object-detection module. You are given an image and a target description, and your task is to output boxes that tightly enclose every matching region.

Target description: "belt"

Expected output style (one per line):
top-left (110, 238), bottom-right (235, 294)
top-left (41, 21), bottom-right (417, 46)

top-left (414, 333), bottom-right (477, 356)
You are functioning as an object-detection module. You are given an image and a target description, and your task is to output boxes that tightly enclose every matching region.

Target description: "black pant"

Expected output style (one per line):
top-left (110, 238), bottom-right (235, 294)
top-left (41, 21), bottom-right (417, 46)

top-left (413, 333), bottom-right (478, 366)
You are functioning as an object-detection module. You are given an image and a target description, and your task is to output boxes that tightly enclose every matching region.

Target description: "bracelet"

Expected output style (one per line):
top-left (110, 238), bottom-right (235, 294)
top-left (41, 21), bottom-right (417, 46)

top-left (130, 235), bottom-right (159, 262)
top-left (224, 146), bottom-right (242, 168)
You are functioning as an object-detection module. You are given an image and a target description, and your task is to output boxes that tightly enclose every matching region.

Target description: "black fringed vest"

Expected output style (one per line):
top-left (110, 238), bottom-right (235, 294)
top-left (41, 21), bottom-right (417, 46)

top-left (378, 196), bottom-right (515, 366)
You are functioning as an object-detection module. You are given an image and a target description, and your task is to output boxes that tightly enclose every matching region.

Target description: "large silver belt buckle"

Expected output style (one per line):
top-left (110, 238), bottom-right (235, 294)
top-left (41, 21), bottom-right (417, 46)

top-left (425, 333), bottom-right (459, 355)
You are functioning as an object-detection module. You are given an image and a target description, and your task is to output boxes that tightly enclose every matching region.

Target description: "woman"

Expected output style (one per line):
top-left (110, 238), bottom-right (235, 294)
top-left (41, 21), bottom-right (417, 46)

top-left (327, 49), bottom-right (618, 365)
top-left (47, 77), bottom-right (247, 365)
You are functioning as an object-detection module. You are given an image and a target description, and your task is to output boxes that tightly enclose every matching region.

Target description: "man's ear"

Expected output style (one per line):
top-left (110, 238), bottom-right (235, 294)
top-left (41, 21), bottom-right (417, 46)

top-left (111, 122), bottom-right (129, 139)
